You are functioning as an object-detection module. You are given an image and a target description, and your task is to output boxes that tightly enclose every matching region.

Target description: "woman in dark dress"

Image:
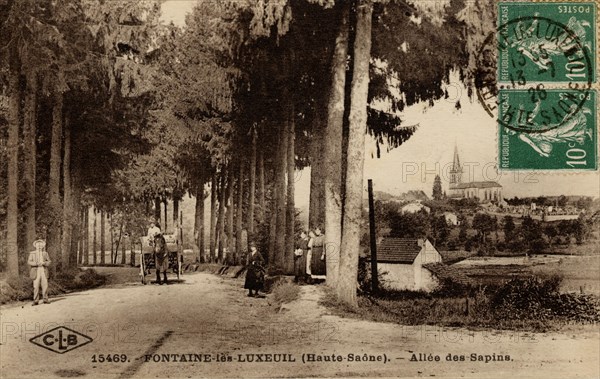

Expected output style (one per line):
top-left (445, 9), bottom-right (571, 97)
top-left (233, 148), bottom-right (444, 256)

top-left (294, 231), bottom-right (309, 283)
top-left (244, 243), bottom-right (265, 297)
top-left (311, 228), bottom-right (326, 276)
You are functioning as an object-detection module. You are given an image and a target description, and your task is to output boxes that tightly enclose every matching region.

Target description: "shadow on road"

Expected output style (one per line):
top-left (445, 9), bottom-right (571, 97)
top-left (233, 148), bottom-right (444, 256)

top-left (146, 279), bottom-right (187, 285)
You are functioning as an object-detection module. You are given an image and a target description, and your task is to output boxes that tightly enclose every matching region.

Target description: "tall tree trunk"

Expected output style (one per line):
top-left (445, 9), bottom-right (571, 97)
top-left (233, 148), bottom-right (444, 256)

top-left (268, 126), bottom-right (280, 265)
top-left (235, 160), bottom-right (244, 263)
top-left (92, 208), bottom-right (97, 265)
top-left (194, 184), bottom-right (205, 262)
top-left (48, 85), bottom-right (64, 275)
top-left (69, 202), bottom-right (80, 268)
top-left (226, 166), bottom-right (235, 263)
top-left (274, 118), bottom-right (288, 273)
top-left (285, 99), bottom-right (296, 275)
top-left (267, 188), bottom-right (278, 266)
top-left (154, 197), bottom-right (161, 225)
top-left (100, 210), bottom-right (106, 265)
top-left (78, 208), bottom-right (84, 265)
top-left (109, 213), bottom-right (114, 263)
top-left (69, 154), bottom-right (81, 268)
top-left (216, 171), bottom-right (227, 263)
top-left (308, 115), bottom-right (326, 230)
top-left (338, 0), bottom-right (373, 306)
top-left (308, 88), bottom-right (326, 232)
top-left (79, 208), bottom-right (85, 265)
top-left (209, 173), bottom-right (217, 262)
top-left (163, 200), bottom-right (168, 233)
top-left (257, 143), bottom-right (265, 224)
top-left (5, 47), bottom-right (20, 276)
top-left (324, 3), bottom-right (350, 288)
top-left (248, 127), bottom-right (257, 241)
top-left (83, 207), bottom-right (89, 265)
top-left (130, 234), bottom-right (135, 266)
top-left (121, 229), bottom-right (126, 265)
top-left (112, 220), bottom-right (120, 264)
top-left (61, 123), bottom-right (72, 270)
top-left (23, 72), bottom-right (37, 255)
top-left (173, 197), bottom-right (180, 228)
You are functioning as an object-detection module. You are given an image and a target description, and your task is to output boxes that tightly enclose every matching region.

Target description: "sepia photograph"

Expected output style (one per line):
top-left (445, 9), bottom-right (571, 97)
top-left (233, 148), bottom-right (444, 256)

top-left (0, 0), bottom-right (598, 378)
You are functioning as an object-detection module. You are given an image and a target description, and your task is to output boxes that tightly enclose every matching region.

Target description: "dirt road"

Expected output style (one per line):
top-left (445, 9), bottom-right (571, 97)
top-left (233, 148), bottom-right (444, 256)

top-left (1, 271), bottom-right (598, 378)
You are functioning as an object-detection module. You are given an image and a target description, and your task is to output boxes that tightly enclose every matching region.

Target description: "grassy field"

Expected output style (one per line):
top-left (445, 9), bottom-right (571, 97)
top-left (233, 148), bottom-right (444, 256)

top-left (322, 285), bottom-right (599, 332)
top-left (321, 252), bottom-right (600, 332)
top-left (531, 255), bottom-right (600, 295)
top-left (452, 254), bottom-right (600, 295)
top-left (328, 250), bottom-right (600, 331)
top-left (545, 243), bottom-right (600, 255)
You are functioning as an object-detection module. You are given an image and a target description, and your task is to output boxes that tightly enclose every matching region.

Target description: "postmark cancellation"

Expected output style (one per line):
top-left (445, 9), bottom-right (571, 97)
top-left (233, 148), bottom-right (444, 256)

top-left (495, 1), bottom-right (597, 171)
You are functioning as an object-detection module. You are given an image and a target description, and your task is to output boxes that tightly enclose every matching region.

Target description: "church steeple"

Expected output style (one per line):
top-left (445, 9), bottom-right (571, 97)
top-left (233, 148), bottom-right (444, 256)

top-left (449, 144), bottom-right (462, 187)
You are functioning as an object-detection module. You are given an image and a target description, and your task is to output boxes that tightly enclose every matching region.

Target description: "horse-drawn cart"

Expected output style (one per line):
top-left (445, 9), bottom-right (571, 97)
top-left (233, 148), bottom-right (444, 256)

top-left (139, 234), bottom-right (182, 284)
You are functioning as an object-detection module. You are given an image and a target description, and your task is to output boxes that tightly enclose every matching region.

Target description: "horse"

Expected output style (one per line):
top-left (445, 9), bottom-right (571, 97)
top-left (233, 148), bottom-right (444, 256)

top-left (153, 233), bottom-right (169, 285)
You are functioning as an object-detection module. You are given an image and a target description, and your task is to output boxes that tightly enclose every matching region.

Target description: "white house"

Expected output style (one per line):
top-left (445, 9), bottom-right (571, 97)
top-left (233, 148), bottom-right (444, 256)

top-left (374, 238), bottom-right (442, 292)
top-left (401, 202), bottom-right (431, 214)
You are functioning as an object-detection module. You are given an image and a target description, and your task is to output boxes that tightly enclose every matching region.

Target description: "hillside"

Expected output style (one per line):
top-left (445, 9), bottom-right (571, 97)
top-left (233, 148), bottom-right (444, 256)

top-left (372, 190), bottom-right (429, 203)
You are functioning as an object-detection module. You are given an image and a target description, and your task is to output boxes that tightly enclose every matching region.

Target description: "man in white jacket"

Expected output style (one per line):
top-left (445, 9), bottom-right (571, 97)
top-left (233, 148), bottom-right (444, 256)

top-left (27, 239), bottom-right (51, 306)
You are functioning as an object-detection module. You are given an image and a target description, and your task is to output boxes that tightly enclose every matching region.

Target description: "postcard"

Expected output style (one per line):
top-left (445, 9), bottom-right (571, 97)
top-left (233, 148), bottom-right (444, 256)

top-left (1, 1), bottom-right (598, 378)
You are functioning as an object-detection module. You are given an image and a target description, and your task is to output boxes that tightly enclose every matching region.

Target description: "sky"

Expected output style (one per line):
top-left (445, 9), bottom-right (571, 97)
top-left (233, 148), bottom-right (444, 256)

top-left (160, 0), bottom-right (599, 211)
top-left (360, 85), bottom-right (600, 199)
top-left (160, 0), bottom-right (197, 26)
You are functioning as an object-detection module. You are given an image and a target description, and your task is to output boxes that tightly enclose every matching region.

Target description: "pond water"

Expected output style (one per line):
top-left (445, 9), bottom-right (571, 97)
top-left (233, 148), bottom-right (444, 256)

top-left (452, 254), bottom-right (579, 266)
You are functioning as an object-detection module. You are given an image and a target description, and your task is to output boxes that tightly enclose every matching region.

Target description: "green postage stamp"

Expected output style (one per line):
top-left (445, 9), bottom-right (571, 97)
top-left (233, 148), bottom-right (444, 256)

top-left (496, 2), bottom-right (597, 170)
top-left (498, 89), bottom-right (596, 170)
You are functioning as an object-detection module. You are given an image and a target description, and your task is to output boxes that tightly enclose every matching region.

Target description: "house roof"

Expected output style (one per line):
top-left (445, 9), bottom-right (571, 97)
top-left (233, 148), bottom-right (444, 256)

top-left (453, 181), bottom-right (502, 189)
top-left (374, 238), bottom-right (422, 263)
top-left (422, 262), bottom-right (473, 286)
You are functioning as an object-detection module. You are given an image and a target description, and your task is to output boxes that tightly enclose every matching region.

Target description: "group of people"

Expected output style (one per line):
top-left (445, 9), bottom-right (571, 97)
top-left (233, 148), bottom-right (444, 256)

top-left (24, 221), bottom-right (326, 305)
top-left (242, 227), bottom-right (327, 298)
top-left (24, 220), bottom-right (170, 306)
top-left (294, 228), bottom-right (326, 283)
top-left (243, 227), bottom-right (328, 298)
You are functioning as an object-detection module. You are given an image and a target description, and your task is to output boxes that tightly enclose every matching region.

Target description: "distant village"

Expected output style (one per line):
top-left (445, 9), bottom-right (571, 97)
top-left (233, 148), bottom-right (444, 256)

top-left (365, 146), bottom-right (598, 293)
top-left (389, 194), bottom-right (587, 223)
top-left (379, 145), bottom-right (587, 222)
